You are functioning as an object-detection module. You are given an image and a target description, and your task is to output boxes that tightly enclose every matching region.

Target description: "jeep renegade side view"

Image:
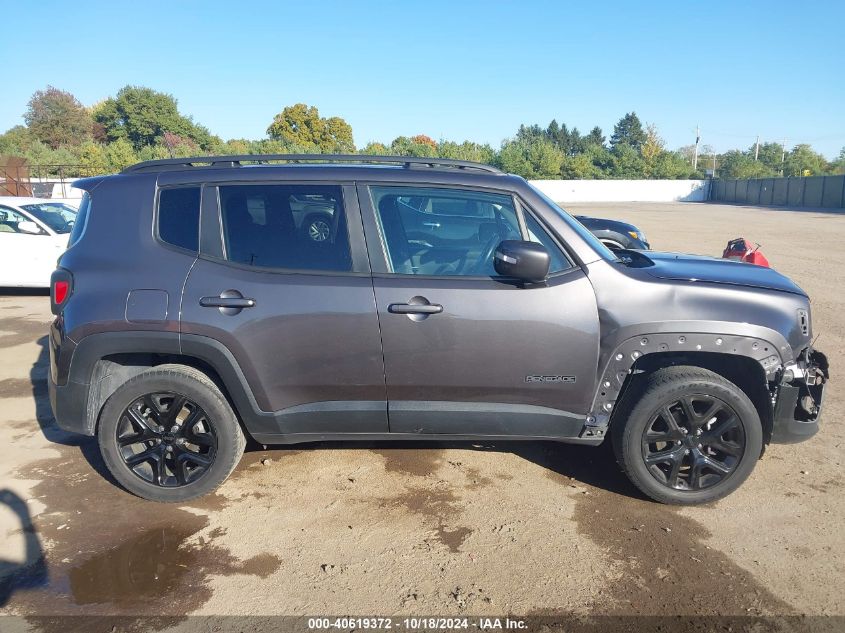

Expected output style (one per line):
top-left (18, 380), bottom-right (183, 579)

top-left (48, 154), bottom-right (828, 505)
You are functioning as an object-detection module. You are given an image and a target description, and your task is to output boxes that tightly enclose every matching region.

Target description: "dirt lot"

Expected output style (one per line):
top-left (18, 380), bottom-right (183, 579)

top-left (0, 202), bottom-right (843, 629)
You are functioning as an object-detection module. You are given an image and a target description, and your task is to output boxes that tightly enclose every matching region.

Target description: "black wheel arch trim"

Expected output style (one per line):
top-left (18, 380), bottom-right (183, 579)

top-left (589, 328), bottom-right (790, 433)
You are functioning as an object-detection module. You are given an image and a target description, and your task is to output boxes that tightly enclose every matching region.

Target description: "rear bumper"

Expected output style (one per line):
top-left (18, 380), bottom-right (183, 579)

top-left (48, 319), bottom-right (92, 436)
top-left (770, 349), bottom-right (828, 444)
top-left (48, 370), bottom-right (92, 436)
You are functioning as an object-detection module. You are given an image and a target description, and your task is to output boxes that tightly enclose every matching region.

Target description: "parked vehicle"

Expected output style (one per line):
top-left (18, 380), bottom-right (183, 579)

top-left (48, 155), bottom-right (828, 505)
top-left (722, 237), bottom-right (770, 267)
top-left (0, 197), bottom-right (76, 288)
top-left (575, 215), bottom-right (650, 250)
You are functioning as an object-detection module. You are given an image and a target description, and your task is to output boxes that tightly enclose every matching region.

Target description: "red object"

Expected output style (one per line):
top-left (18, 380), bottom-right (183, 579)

top-left (53, 280), bottom-right (70, 305)
top-left (722, 238), bottom-right (770, 267)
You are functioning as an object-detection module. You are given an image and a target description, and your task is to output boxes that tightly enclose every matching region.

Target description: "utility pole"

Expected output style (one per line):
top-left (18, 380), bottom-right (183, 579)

top-left (712, 150), bottom-right (717, 176)
top-left (754, 135), bottom-right (760, 161)
top-left (693, 125), bottom-right (700, 170)
top-left (781, 138), bottom-right (787, 175)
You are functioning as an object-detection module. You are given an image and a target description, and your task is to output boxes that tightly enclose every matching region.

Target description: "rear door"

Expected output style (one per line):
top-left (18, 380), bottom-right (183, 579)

top-left (359, 183), bottom-right (600, 437)
top-left (180, 182), bottom-right (387, 439)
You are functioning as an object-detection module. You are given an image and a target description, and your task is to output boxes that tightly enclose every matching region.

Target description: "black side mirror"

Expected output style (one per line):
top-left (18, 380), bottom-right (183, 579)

top-left (494, 240), bottom-right (550, 283)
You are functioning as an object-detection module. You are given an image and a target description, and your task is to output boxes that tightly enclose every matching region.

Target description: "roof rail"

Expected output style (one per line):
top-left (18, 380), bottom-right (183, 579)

top-left (121, 154), bottom-right (504, 175)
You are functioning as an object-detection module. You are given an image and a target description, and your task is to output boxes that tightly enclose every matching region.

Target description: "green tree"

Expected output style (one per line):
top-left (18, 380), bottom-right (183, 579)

top-left (718, 150), bottom-right (776, 179)
top-left (641, 124), bottom-right (665, 177)
top-left (389, 135), bottom-right (438, 157)
top-left (360, 141), bottom-right (390, 155)
top-left (266, 103), bottom-right (354, 152)
top-left (0, 125), bottom-right (37, 156)
top-left (104, 137), bottom-right (138, 171)
top-left (24, 86), bottom-right (92, 149)
top-left (783, 144), bottom-right (830, 177)
top-left (437, 140), bottom-right (495, 164)
top-left (753, 142), bottom-right (785, 173)
top-left (831, 147), bottom-right (845, 174)
top-left (497, 137), bottom-right (564, 179)
top-left (95, 86), bottom-right (215, 150)
top-left (609, 143), bottom-right (646, 178)
top-left (584, 126), bottom-right (605, 148)
top-left (610, 112), bottom-right (647, 153)
top-left (76, 141), bottom-right (108, 176)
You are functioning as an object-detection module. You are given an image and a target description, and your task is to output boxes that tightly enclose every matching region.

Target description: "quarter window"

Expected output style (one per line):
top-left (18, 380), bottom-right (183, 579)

top-left (219, 184), bottom-right (351, 272)
top-left (159, 187), bottom-right (201, 252)
top-left (369, 186), bottom-right (521, 276)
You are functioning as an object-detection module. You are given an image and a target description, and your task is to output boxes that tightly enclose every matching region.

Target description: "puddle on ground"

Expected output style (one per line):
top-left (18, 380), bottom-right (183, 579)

top-left (525, 441), bottom-right (793, 618)
top-left (372, 448), bottom-right (445, 476)
top-left (69, 524), bottom-right (199, 606)
top-left (0, 377), bottom-right (43, 399)
top-left (5, 428), bottom-right (281, 621)
top-left (0, 318), bottom-right (52, 349)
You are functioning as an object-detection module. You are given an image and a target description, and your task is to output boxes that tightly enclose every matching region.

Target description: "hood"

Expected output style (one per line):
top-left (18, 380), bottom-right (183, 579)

top-left (575, 215), bottom-right (639, 234)
top-left (629, 251), bottom-right (807, 296)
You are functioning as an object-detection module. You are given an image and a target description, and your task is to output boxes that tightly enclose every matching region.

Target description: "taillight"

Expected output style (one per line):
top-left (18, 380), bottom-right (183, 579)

top-left (50, 269), bottom-right (73, 315)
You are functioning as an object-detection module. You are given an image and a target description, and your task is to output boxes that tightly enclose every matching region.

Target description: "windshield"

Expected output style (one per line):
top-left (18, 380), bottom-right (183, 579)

top-left (20, 202), bottom-right (77, 234)
top-left (525, 183), bottom-right (619, 262)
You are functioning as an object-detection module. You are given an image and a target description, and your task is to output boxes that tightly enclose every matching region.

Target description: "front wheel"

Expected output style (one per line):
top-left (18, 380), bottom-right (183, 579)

top-left (97, 365), bottom-right (245, 502)
top-left (611, 366), bottom-right (763, 505)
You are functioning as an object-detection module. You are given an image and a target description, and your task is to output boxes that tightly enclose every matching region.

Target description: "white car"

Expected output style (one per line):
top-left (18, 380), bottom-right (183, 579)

top-left (0, 197), bottom-right (77, 288)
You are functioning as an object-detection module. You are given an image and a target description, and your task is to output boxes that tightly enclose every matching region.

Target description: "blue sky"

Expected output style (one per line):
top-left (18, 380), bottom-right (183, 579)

top-left (2, 0), bottom-right (843, 157)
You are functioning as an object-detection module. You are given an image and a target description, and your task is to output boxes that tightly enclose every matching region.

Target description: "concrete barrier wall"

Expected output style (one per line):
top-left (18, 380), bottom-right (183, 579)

top-left (711, 175), bottom-right (845, 209)
top-left (529, 179), bottom-right (709, 202)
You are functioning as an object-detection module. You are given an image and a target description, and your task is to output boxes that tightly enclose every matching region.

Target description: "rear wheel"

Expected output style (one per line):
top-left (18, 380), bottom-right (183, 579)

top-left (611, 366), bottom-right (763, 505)
top-left (98, 365), bottom-right (245, 502)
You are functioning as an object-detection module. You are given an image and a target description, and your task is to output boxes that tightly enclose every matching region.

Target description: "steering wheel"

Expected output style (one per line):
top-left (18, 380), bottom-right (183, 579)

top-left (471, 211), bottom-right (519, 275)
top-left (471, 231), bottom-right (501, 275)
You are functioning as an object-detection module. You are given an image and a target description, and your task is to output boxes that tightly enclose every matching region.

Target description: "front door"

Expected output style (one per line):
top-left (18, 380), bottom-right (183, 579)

top-left (359, 184), bottom-right (600, 437)
top-left (180, 182), bottom-right (387, 438)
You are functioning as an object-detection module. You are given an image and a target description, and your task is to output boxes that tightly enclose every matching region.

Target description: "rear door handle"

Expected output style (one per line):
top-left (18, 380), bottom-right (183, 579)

top-left (200, 290), bottom-right (255, 315)
top-left (388, 303), bottom-right (443, 315)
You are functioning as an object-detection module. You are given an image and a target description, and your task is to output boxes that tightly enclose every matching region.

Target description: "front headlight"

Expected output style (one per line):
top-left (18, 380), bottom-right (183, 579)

top-left (628, 230), bottom-right (646, 243)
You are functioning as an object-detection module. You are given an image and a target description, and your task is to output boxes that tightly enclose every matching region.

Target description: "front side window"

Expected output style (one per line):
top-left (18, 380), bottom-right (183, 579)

top-left (158, 187), bottom-right (201, 252)
top-left (0, 207), bottom-right (40, 234)
top-left (219, 184), bottom-right (351, 272)
top-left (370, 186), bottom-right (521, 276)
top-left (523, 212), bottom-right (572, 274)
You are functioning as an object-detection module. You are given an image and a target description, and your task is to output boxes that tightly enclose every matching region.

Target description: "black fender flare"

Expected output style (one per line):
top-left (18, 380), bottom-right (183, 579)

top-left (585, 329), bottom-right (789, 437)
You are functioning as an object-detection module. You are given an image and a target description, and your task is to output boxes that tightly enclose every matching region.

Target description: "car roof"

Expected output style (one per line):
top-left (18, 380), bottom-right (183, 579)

top-left (0, 197), bottom-right (56, 206)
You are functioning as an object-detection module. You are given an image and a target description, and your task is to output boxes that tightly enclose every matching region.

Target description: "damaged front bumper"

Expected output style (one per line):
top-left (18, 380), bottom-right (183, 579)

top-left (771, 348), bottom-right (829, 444)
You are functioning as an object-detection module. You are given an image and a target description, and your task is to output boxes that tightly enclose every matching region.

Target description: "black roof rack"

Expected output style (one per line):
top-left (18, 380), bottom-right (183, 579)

top-left (121, 153), bottom-right (504, 175)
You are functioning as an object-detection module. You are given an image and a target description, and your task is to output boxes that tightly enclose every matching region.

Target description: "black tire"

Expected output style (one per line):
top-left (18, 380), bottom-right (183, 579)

top-left (97, 364), bottom-right (245, 502)
top-left (611, 366), bottom-right (763, 505)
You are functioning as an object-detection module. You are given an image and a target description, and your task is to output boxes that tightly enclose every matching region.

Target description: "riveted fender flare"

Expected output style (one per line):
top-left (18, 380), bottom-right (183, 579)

top-left (585, 322), bottom-right (791, 436)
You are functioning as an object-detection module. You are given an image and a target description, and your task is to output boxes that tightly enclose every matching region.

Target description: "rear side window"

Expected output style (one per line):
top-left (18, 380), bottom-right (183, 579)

top-left (68, 193), bottom-right (91, 247)
top-left (158, 187), bottom-right (201, 252)
top-left (219, 184), bottom-right (351, 272)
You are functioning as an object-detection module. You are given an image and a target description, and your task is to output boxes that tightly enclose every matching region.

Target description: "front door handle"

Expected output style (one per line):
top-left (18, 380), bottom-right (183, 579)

top-left (388, 303), bottom-right (443, 315)
top-left (200, 289), bottom-right (255, 315)
top-left (388, 296), bottom-right (443, 321)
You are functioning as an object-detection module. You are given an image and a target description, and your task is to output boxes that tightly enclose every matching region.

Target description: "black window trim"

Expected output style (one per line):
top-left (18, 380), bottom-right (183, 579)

top-left (201, 180), bottom-right (366, 277)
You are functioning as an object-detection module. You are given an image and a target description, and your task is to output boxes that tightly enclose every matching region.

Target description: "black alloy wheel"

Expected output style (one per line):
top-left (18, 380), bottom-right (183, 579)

top-left (116, 392), bottom-right (217, 487)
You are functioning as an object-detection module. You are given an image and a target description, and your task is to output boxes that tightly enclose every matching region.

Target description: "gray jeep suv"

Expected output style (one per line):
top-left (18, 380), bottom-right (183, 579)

top-left (48, 154), bottom-right (828, 505)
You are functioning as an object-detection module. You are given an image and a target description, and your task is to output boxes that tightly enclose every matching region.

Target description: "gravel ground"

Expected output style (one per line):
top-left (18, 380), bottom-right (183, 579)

top-left (0, 201), bottom-right (842, 630)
